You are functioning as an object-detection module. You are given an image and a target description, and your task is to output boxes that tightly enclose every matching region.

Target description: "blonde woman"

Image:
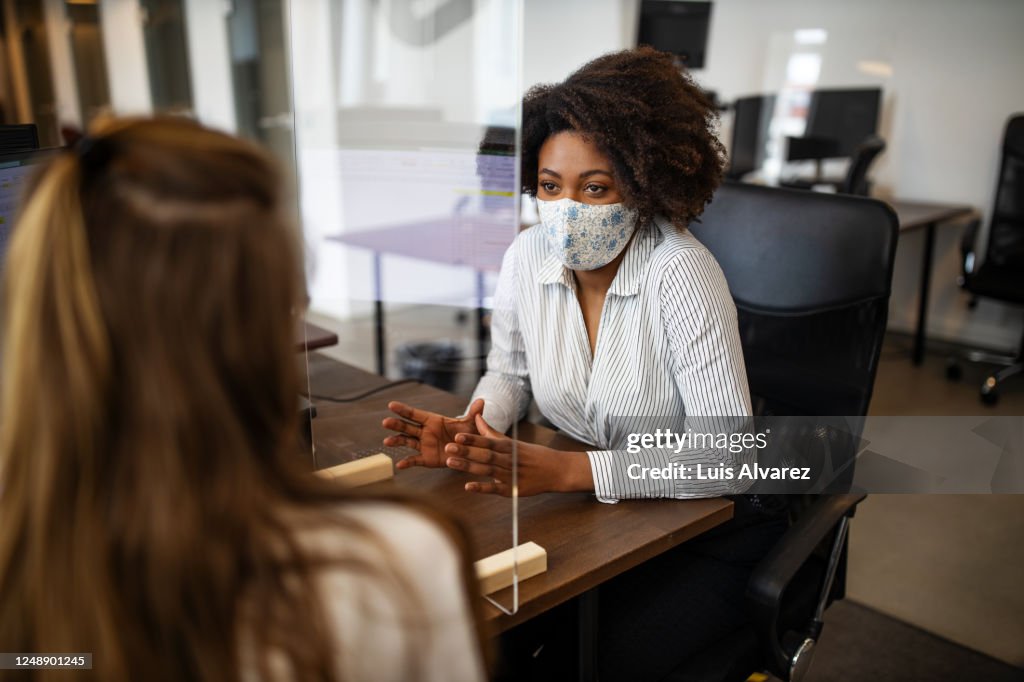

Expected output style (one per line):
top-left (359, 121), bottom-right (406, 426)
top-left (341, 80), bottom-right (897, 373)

top-left (0, 118), bottom-right (487, 682)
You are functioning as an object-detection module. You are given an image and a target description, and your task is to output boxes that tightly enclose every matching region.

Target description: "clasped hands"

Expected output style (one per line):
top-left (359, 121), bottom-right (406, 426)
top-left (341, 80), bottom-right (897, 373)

top-left (381, 399), bottom-right (592, 496)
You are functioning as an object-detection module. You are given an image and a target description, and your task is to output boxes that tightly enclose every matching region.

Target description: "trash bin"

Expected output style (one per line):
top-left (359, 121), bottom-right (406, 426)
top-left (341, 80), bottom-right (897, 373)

top-left (397, 341), bottom-right (464, 392)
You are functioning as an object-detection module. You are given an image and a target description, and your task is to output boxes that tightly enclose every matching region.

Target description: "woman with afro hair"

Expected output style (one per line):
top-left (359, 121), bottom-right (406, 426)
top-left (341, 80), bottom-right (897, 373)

top-left (383, 47), bottom-right (787, 678)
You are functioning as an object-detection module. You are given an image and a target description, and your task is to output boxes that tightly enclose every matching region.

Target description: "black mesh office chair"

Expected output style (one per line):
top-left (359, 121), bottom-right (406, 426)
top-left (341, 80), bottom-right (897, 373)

top-left (946, 114), bottom-right (1024, 405)
top-left (676, 182), bottom-right (898, 681)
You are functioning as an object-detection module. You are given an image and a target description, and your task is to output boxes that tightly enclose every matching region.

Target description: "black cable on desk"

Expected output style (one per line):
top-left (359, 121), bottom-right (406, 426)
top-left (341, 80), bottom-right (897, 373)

top-left (305, 378), bottom-right (424, 403)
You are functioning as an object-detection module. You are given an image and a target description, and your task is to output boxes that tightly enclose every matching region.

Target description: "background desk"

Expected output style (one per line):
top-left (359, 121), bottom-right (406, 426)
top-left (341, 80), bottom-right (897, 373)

top-left (303, 351), bottom-right (733, 634)
top-left (332, 200), bottom-right (975, 372)
top-left (888, 199), bottom-right (975, 365)
top-left (328, 216), bottom-right (511, 376)
top-left (297, 321), bottom-right (339, 352)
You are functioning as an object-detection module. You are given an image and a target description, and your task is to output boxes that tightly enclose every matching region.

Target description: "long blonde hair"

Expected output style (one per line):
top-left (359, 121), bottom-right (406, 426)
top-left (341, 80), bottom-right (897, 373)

top-left (0, 118), bottom-right (485, 681)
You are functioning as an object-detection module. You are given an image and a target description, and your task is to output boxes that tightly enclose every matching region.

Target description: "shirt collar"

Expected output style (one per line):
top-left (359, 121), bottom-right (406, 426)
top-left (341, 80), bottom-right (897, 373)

top-left (536, 218), bottom-right (667, 296)
top-left (536, 246), bottom-right (575, 287)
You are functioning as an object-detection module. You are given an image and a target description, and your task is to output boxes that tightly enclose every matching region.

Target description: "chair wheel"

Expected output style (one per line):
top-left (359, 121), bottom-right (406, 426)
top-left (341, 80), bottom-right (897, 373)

top-left (945, 361), bottom-right (962, 381)
top-left (981, 386), bottom-right (999, 405)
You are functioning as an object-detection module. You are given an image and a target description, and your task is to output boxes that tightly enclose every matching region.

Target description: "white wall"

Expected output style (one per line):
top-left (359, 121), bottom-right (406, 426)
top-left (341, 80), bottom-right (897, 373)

top-left (523, 0), bottom-right (628, 90)
top-left (522, 0), bottom-right (1024, 350)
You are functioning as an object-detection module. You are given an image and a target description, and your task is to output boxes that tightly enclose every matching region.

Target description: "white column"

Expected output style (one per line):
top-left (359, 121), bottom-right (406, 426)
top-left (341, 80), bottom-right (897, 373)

top-left (98, 0), bottom-right (152, 115)
top-left (338, 0), bottom-right (371, 106)
top-left (182, 0), bottom-right (236, 132)
top-left (288, 0), bottom-right (351, 319)
top-left (289, 0), bottom-right (337, 147)
top-left (41, 0), bottom-right (82, 128)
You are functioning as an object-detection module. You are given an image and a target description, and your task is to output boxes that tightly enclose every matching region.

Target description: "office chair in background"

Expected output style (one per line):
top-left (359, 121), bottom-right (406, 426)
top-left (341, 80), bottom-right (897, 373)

top-left (839, 135), bottom-right (886, 196)
top-left (946, 114), bottom-right (1024, 405)
top-left (780, 134), bottom-right (886, 197)
top-left (678, 183), bottom-right (899, 682)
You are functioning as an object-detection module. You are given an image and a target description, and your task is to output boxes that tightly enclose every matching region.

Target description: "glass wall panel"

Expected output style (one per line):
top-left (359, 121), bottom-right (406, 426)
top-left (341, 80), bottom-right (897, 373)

top-left (140, 0), bottom-right (192, 113)
top-left (291, 0), bottom-right (525, 613)
top-left (65, 0), bottom-right (111, 123)
top-left (227, 0), bottom-right (294, 165)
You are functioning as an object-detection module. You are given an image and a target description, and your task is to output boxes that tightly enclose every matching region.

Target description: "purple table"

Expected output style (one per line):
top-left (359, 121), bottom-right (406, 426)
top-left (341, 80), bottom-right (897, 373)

top-left (328, 214), bottom-right (514, 375)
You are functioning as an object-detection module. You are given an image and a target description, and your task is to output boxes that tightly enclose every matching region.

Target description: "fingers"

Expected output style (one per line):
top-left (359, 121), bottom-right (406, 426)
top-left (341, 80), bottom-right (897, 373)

top-left (444, 455), bottom-right (497, 478)
top-left (381, 417), bottom-right (422, 438)
top-left (444, 440), bottom-right (512, 473)
top-left (387, 401), bottom-right (432, 424)
top-left (454, 432), bottom-right (513, 453)
top-left (465, 480), bottom-right (511, 496)
top-left (383, 434), bottom-right (420, 450)
top-left (474, 413), bottom-right (502, 438)
top-left (395, 454), bottom-right (427, 470)
top-left (465, 398), bottom-right (485, 419)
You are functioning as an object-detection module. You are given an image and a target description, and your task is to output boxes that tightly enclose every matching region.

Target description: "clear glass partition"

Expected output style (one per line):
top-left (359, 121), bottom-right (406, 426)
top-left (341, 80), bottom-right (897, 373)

top-left (290, 0), bottom-right (525, 613)
top-left (227, 0), bottom-right (295, 168)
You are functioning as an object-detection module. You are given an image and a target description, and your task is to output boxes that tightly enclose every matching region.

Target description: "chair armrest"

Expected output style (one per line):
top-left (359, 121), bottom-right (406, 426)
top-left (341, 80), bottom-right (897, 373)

top-left (746, 493), bottom-right (866, 677)
top-left (748, 493), bottom-right (865, 605)
top-left (960, 218), bottom-right (981, 279)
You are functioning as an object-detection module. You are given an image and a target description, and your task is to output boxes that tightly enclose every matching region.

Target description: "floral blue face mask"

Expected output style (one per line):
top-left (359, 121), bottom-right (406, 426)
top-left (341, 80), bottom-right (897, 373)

top-left (537, 198), bottom-right (639, 271)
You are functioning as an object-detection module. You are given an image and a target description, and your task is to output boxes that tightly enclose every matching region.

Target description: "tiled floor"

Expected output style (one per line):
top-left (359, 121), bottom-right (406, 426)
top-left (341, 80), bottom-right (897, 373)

top-left (851, 334), bottom-right (1024, 667)
top-left (307, 307), bottom-right (1024, 666)
top-left (870, 335), bottom-right (1024, 416)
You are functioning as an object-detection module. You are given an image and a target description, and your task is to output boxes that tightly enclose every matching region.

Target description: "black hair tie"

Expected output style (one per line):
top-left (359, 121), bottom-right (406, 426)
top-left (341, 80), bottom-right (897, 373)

top-left (73, 134), bottom-right (115, 178)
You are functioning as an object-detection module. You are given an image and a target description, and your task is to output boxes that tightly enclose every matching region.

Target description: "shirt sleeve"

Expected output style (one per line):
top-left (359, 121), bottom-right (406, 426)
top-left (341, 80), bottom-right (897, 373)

top-left (468, 238), bottom-right (532, 434)
top-left (587, 248), bottom-right (755, 502)
top-left (318, 506), bottom-right (487, 682)
top-left (238, 505), bottom-right (486, 682)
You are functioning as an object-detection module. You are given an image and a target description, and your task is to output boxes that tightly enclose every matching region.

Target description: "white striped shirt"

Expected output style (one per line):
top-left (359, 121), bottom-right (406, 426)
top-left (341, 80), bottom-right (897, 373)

top-left (469, 216), bottom-right (754, 503)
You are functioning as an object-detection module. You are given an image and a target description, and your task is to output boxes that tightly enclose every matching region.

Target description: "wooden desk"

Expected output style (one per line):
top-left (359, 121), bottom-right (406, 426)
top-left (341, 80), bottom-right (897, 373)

top-left (888, 200), bottom-right (975, 365)
top-left (304, 353), bottom-right (734, 633)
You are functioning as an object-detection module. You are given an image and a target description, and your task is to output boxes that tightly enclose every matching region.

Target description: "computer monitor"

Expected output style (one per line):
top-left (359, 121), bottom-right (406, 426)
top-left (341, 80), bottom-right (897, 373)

top-left (801, 88), bottom-right (881, 159)
top-left (0, 124), bottom-right (40, 155)
top-left (0, 149), bottom-right (56, 266)
top-left (636, 1), bottom-right (713, 69)
top-left (728, 94), bottom-right (775, 178)
top-left (785, 134), bottom-right (841, 163)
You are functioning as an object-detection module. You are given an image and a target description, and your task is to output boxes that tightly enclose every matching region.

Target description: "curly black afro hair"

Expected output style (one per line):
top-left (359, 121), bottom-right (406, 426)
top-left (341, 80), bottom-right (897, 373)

top-left (521, 46), bottom-right (725, 229)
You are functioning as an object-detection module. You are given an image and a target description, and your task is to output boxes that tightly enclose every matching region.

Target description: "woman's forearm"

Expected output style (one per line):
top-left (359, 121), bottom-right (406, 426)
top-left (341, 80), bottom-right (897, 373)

top-left (557, 451), bottom-right (596, 493)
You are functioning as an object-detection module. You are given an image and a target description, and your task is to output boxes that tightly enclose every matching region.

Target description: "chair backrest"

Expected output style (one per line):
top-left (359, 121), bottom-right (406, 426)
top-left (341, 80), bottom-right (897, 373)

top-left (839, 135), bottom-right (886, 196)
top-left (690, 182), bottom-right (898, 419)
top-left (984, 114), bottom-right (1024, 269)
top-left (691, 183), bottom-right (896, 496)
